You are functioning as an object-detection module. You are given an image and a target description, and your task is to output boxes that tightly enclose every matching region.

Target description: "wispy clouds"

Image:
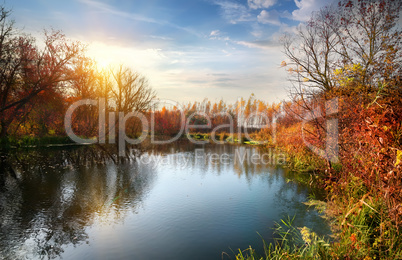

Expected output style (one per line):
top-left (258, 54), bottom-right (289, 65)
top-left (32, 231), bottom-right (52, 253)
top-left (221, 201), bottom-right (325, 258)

top-left (78, 0), bottom-right (161, 24)
top-left (213, 1), bottom-right (254, 24)
top-left (248, 0), bottom-right (276, 10)
top-left (209, 30), bottom-right (231, 41)
top-left (257, 10), bottom-right (281, 26)
top-left (78, 0), bottom-right (203, 37)
top-left (235, 39), bottom-right (280, 50)
top-left (210, 30), bottom-right (221, 37)
top-left (292, 0), bottom-right (335, 21)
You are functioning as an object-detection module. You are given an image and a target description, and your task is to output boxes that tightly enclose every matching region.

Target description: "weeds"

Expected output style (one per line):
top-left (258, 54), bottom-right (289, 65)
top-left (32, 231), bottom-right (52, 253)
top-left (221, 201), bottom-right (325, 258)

top-left (236, 171), bottom-right (402, 260)
top-left (236, 216), bottom-right (331, 260)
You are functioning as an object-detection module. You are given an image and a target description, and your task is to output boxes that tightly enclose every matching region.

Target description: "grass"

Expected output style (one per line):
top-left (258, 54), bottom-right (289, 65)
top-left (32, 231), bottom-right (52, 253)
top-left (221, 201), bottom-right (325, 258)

top-left (236, 172), bottom-right (402, 260)
top-left (0, 135), bottom-right (76, 149)
top-left (236, 216), bottom-right (332, 260)
top-left (186, 132), bottom-right (261, 145)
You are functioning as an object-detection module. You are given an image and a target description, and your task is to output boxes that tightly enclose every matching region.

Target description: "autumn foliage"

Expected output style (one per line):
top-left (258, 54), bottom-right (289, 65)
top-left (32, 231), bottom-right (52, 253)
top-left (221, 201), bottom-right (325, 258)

top-left (269, 0), bottom-right (402, 258)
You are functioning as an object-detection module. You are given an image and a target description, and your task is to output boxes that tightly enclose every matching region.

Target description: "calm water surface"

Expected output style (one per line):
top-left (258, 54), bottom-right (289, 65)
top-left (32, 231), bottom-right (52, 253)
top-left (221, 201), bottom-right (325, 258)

top-left (0, 142), bottom-right (329, 259)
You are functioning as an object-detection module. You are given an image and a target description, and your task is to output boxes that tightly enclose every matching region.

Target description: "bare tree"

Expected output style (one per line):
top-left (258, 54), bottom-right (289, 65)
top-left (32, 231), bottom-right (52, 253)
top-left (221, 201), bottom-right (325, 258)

top-left (110, 65), bottom-right (155, 114)
top-left (66, 58), bottom-right (100, 137)
top-left (107, 65), bottom-right (156, 138)
top-left (282, 0), bottom-right (401, 98)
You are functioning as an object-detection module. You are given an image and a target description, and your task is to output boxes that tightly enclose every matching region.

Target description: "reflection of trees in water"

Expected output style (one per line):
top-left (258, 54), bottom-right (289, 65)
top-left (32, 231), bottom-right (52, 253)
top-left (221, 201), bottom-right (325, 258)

top-left (0, 145), bottom-right (155, 259)
top-left (231, 146), bottom-right (279, 182)
top-left (140, 143), bottom-right (283, 181)
top-left (143, 140), bottom-right (200, 155)
top-left (0, 142), bottom-right (328, 259)
top-left (139, 143), bottom-right (270, 179)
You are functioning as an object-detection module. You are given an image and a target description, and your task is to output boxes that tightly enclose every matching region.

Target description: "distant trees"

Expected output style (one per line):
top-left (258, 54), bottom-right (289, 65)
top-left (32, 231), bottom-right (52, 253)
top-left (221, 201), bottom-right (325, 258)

top-left (151, 95), bottom-right (277, 137)
top-left (153, 106), bottom-right (183, 136)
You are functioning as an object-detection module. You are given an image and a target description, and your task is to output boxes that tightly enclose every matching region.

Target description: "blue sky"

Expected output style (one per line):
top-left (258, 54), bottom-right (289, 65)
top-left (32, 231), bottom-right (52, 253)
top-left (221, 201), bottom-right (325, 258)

top-left (9, 0), bottom-right (334, 103)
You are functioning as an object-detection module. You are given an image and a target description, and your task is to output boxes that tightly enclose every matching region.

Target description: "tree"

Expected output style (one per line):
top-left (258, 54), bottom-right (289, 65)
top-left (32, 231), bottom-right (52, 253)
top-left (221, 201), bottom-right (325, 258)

top-left (110, 65), bottom-right (155, 114)
top-left (108, 65), bottom-right (156, 138)
top-left (281, 0), bottom-right (401, 168)
top-left (67, 58), bottom-right (100, 137)
top-left (282, 0), bottom-right (401, 98)
top-left (0, 6), bottom-right (85, 137)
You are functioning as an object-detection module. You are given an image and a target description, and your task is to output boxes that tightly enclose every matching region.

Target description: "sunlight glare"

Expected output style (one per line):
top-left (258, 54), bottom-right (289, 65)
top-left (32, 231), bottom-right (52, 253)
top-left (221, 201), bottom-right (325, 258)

top-left (87, 43), bottom-right (115, 71)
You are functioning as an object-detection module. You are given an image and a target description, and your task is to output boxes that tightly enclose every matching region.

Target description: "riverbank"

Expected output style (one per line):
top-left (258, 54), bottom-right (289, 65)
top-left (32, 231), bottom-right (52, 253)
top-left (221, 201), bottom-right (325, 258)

top-left (236, 139), bottom-right (402, 259)
top-left (187, 132), bottom-right (261, 145)
top-left (0, 136), bottom-right (77, 149)
top-left (0, 132), bottom-right (262, 149)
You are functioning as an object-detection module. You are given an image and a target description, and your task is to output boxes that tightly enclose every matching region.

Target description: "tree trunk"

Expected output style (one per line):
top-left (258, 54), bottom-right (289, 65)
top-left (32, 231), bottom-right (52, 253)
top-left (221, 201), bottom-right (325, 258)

top-left (0, 120), bottom-right (8, 138)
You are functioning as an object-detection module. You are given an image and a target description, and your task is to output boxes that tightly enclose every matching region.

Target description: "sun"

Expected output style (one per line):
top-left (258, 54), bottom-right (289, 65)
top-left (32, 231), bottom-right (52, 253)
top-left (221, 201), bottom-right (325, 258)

top-left (96, 57), bottom-right (110, 71)
top-left (86, 42), bottom-right (115, 71)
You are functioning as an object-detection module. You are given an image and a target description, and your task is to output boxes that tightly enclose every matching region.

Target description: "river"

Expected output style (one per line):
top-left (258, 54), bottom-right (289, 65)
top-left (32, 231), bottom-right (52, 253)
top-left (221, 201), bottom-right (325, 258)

top-left (0, 142), bottom-right (329, 259)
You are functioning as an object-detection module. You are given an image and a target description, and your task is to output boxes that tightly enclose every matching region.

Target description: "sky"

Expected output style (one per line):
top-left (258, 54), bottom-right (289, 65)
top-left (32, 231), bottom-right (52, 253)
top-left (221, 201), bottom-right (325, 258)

top-left (8, 0), bottom-right (334, 104)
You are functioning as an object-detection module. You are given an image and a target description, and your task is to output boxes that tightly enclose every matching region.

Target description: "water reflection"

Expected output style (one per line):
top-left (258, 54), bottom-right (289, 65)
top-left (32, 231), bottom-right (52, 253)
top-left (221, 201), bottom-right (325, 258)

top-left (0, 145), bottom-right (155, 259)
top-left (0, 143), bottom-right (329, 260)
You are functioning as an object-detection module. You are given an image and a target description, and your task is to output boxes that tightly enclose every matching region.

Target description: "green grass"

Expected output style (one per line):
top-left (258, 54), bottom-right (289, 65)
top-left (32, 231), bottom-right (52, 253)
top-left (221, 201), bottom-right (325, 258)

top-left (187, 133), bottom-right (210, 141)
top-left (186, 133), bottom-right (260, 145)
top-left (236, 216), bottom-right (331, 260)
top-left (0, 135), bottom-right (75, 148)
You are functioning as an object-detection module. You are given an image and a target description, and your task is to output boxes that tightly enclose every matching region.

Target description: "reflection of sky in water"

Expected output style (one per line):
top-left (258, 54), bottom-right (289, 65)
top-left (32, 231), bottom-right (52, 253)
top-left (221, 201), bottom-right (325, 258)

top-left (0, 143), bottom-right (330, 259)
top-left (60, 172), bottom-right (76, 204)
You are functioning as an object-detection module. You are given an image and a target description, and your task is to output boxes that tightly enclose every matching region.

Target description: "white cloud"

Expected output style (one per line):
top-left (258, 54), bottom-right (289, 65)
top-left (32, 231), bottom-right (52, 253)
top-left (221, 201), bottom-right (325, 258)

top-left (214, 1), bottom-right (253, 24)
top-left (248, 0), bottom-right (276, 10)
top-left (257, 10), bottom-right (281, 26)
top-left (292, 0), bottom-right (334, 21)
top-left (210, 30), bottom-right (221, 37)
top-left (278, 24), bottom-right (298, 35)
top-left (280, 10), bottom-right (293, 20)
top-left (86, 42), bottom-right (167, 72)
top-left (251, 28), bottom-right (263, 38)
top-left (209, 30), bottom-right (230, 41)
top-left (269, 23), bottom-right (298, 43)
top-left (86, 41), bottom-right (288, 103)
top-left (235, 39), bottom-right (280, 50)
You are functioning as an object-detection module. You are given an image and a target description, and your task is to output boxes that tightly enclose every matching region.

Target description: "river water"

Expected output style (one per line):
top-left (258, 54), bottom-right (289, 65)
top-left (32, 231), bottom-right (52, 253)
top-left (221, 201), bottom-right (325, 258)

top-left (0, 142), bottom-right (329, 259)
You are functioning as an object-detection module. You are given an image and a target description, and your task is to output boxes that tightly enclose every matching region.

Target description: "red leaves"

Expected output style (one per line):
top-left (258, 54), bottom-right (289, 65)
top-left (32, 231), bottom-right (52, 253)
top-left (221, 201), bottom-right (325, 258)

top-left (345, 1), bottom-right (353, 8)
top-left (153, 108), bottom-right (183, 136)
top-left (338, 90), bottom-right (402, 226)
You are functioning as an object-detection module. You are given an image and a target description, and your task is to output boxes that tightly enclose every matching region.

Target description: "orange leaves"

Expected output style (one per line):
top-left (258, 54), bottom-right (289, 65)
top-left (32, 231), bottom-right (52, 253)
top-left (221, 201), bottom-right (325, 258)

top-left (338, 89), bottom-right (402, 225)
top-left (395, 150), bottom-right (402, 167)
top-left (350, 233), bottom-right (357, 244)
